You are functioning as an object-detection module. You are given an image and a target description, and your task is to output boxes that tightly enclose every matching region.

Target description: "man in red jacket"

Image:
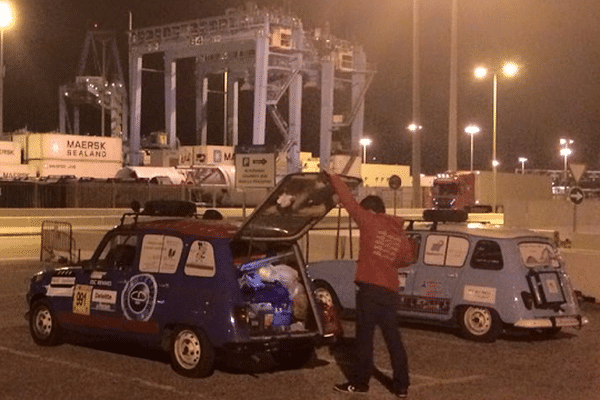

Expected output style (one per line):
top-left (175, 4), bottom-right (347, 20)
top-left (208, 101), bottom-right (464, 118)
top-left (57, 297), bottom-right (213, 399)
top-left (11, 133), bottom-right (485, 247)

top-left (326, 170), bottom-right (412, 398)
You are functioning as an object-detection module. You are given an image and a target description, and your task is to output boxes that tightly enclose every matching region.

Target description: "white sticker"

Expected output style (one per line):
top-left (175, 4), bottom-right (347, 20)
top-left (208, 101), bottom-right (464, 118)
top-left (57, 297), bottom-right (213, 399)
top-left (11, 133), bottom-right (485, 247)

top-left (463, 285), bottom-right (497, 304)
top-left (92, 289), bottom-right (117, 304)
top-left (50, 277), bottom-right (75, 286)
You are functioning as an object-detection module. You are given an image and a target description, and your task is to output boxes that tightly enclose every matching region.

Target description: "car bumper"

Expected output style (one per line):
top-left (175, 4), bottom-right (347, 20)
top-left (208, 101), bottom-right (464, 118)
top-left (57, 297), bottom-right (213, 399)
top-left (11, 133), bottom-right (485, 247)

top-left (222, 333), bottom-right (327, 355)
top-left (513, 315), bottom-right (589, 329)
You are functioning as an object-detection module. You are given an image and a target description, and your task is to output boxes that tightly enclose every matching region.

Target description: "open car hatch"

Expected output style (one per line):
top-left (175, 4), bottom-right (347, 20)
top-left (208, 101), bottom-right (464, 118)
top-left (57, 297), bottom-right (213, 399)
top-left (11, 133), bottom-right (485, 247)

top-left (235, 172), bottom-right (361, 241)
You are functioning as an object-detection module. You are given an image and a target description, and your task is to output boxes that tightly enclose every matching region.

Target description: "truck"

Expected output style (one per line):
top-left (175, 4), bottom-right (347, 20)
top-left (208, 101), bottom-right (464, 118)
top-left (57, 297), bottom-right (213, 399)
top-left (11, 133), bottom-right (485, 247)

top-left (432, 171), bottom-right (553, 213)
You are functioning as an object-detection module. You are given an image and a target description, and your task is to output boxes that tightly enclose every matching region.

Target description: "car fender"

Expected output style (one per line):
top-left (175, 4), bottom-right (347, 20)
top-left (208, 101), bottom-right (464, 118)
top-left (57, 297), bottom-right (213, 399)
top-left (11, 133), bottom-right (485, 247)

top-left (308, 259), bottom-right (357, 310)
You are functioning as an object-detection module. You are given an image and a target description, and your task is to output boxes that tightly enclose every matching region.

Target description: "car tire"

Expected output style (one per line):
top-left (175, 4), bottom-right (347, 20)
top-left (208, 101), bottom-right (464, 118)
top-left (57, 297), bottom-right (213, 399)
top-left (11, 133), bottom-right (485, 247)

top-left (29, 299), bottom-right (62, 346)
top-left (458, 306), bottom-right (502, 342)
top-left (271, 346), bottom-right (315, 370)
top-left (169, 326), bottom-right (215, 378)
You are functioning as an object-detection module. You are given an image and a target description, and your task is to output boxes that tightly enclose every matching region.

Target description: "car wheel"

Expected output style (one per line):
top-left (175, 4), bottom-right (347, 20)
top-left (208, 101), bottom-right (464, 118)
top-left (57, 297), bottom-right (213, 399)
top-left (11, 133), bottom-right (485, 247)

top-left (169, 327), bottom-right (215, 378)
top-left (29, 299), bottom-right (62, 346)
top-left (271, 347), bottom-right (315, 370)
top-left (459, 306), bottom-right (502, 342)
top-left (314, 281), bottom-right (342, 314)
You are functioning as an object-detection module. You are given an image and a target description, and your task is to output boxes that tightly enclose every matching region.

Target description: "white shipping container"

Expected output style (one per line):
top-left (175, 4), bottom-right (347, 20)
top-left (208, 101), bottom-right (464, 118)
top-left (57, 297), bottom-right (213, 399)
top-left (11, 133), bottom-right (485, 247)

top-left (0, 164), bottom-right (32, 179)
top-left (192, 145), bottom-right (235, 165)
top-left (13, 133), bottom-right (122, 163)
top-left (29, 160), bottom-right (122, 179)
top-left (0, 141), bottom-right (21, 165)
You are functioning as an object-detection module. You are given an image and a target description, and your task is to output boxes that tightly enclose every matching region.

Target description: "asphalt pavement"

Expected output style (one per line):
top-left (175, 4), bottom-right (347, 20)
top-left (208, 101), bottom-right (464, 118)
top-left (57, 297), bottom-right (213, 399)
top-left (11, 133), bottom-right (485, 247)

top-left (1, 260), bottom-right (598, 400)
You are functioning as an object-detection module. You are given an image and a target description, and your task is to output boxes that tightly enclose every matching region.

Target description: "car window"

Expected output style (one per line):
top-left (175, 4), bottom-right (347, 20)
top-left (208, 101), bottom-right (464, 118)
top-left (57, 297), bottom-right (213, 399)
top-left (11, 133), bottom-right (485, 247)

top-left (185, 240), bottom-right (216, 277)
top-left (519, 242), bottom-right (560, 268)
top-left (139, 234), bottom-right (183, 274)
top-left (97, 234), bottom-right (138, 270)
top-left (423, 234), bottom-right (469, 267)
top-left (471, 240), bottom-right (504, 270)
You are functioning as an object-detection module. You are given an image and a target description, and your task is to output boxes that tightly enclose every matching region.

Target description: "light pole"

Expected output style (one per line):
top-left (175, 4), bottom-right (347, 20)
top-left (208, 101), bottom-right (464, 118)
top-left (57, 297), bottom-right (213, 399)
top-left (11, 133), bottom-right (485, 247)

top-left (464, 125), bottom-right (480, 171)
top-left (475, 61), bottom-right (519, 211)
top-left (518, 157), bottom-right (528, 174)
top-left (559, 138), bottom-right (573, 178)
top-left (0, 1), bottom-right (13, 136)
top-left (359, 138), bottom-right (371, 164)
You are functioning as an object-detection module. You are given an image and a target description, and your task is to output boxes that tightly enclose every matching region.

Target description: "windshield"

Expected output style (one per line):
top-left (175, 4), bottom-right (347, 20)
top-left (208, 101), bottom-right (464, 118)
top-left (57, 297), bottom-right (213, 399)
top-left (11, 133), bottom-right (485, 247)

top-left (434, 182), bottom-right (459, 196)
top-left (519, 242), bottom-right (561, 268)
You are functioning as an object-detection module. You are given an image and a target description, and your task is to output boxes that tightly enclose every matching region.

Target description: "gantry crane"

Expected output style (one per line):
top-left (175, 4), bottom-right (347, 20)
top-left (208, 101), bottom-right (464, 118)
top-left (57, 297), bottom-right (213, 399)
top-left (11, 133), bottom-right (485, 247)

top-left (59, 30), bottom-right (127, 139)
top-left (127, 3), bottom-right (375, 174)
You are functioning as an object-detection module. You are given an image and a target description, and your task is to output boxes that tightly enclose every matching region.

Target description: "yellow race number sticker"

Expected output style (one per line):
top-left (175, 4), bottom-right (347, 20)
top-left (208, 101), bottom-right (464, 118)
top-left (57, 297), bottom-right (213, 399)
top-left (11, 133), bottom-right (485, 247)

top-left (72, 285), bottom-right (93, 315)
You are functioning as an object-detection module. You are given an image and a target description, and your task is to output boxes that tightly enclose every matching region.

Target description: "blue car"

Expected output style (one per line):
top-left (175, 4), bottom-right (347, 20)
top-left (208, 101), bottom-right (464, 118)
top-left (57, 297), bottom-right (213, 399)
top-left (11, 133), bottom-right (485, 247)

top-left (26, 172), bottom-right (360, 377)
top-left (308, 210), bottom-right (588, 342)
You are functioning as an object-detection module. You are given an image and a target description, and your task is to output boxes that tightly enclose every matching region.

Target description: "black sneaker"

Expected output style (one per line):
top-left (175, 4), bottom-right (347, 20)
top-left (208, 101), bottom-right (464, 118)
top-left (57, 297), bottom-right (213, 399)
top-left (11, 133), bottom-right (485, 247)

top-left (334, 382), bottom-right (368, 394)
top-left (394, 388), bottom-right (408, 398)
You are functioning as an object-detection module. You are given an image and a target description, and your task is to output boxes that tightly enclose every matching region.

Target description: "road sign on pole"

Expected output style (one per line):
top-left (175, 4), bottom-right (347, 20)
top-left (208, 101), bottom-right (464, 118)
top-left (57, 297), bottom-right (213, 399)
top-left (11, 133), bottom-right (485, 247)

top-left (570, 163), bottom-right (586, 184)
top-left (568, 187), bottom-right (584, 205)
top-left (234, 153), bottom-right (275, 189)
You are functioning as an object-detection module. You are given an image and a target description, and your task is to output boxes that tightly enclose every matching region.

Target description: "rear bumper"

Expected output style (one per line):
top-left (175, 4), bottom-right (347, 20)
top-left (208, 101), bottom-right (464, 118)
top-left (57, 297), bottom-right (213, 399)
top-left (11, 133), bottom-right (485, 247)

top-left (513, 315), bottom-right (589, 329)
top-left (222, 334), bottom-right (326, 355)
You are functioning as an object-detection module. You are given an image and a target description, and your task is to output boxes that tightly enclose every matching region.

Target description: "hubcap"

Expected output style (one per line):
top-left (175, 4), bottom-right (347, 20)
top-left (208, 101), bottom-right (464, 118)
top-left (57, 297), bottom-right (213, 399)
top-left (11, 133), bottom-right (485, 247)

top-left (174, 330), bottom-right (201, 369)
top-left (34, 308), bottom-right (52, 338)
top-left (315, 288), bottom-right (334, 307)
top-left (464, 307), bottom-right (491, 335)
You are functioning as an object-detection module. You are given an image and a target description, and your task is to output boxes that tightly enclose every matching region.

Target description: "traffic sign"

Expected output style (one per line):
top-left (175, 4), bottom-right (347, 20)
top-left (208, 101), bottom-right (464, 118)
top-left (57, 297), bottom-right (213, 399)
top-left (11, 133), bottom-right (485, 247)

top-left (570, 163), bottom-right (586, 184)
top-left (388, 174), bottom-right (402, 190)
top-left (568, 187), bottom-right (584, 205)
top-left (234, 153), bottom-right (275, 189)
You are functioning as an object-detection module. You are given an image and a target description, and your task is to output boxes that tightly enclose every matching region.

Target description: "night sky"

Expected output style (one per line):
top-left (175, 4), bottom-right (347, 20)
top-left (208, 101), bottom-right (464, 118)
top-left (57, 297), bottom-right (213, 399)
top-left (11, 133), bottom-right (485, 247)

top-left (4, 0), bottom-right (600, 174)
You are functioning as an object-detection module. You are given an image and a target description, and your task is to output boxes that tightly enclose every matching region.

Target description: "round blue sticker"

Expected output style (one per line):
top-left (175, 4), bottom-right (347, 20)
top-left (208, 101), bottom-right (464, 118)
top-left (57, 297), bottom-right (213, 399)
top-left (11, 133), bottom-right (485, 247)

top-left (121, 274), bottom-right (157, 321)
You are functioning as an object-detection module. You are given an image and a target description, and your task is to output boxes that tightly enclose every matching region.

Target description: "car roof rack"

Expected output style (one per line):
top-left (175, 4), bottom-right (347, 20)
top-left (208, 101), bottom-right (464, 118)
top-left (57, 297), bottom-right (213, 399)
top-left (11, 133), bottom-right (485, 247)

top-left (118, 200), bottom-right (222, 227)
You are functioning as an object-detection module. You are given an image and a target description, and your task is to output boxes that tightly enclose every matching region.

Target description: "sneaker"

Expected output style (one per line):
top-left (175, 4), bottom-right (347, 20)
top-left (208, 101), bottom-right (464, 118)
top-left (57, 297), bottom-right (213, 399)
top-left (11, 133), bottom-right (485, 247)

top-left (394, 388), bottom-right (408, 398)
top-left (334, 382), bottom-right (368, 394)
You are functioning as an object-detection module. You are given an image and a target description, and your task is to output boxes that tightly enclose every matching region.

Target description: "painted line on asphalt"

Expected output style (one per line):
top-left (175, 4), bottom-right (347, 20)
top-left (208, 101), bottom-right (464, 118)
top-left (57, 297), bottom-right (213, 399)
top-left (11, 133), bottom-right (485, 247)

top-left (410, 373), bottom-right (487, 389)
top-left (0, 345), bottom-right (208, 398)
top-left (320, 353), bottom-right (486, 390)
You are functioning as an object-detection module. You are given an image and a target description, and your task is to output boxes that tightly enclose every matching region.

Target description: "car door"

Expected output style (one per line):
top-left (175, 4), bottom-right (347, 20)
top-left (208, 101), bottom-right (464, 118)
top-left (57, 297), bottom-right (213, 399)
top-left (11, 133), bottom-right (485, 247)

top-left (67, 232), bottom-right (139, 333)
top-left (404, 232), bottom-right (470, 320)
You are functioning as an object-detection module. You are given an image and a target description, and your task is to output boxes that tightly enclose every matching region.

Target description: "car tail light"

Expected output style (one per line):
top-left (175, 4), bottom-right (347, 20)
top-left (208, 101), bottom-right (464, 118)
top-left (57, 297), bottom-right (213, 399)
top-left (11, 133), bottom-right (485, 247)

top-left (318, 302), bottom-right (343, 337)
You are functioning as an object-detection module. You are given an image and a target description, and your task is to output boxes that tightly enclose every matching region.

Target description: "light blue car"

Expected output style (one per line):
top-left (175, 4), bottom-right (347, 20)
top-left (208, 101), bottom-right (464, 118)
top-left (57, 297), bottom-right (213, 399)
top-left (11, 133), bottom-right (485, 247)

top-left (308, 212), bottom-right (588, 342)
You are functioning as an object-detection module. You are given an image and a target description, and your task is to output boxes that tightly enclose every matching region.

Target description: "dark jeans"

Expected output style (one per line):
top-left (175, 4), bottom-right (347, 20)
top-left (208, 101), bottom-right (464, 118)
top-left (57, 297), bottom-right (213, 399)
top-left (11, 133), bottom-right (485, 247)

top-left (351, 283), bottom-right (409, 391)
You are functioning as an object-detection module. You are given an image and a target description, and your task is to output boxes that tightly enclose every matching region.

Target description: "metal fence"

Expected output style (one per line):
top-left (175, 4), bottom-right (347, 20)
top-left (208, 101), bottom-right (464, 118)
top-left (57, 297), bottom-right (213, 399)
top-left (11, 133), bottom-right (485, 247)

top-left (0, 180), bottom-right (429, 209)
top-left (0, 180), bottom-right (212, 208)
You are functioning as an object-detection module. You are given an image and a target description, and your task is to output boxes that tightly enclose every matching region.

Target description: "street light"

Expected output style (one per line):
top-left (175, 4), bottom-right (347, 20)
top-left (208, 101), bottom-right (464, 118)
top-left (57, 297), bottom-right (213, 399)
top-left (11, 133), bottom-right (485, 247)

top-left (464, 125), bottom-right (480, 171)
top-left (559, 138), bottom-right (573, 173)
top-left (359, 137), bottom-right (371, 163)
top-left (475, 61), bottom-right (519, 211)
top-left (0, 1), bottom-right (13, 136)
top-left (518, 157), bottom-right (528, 174)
